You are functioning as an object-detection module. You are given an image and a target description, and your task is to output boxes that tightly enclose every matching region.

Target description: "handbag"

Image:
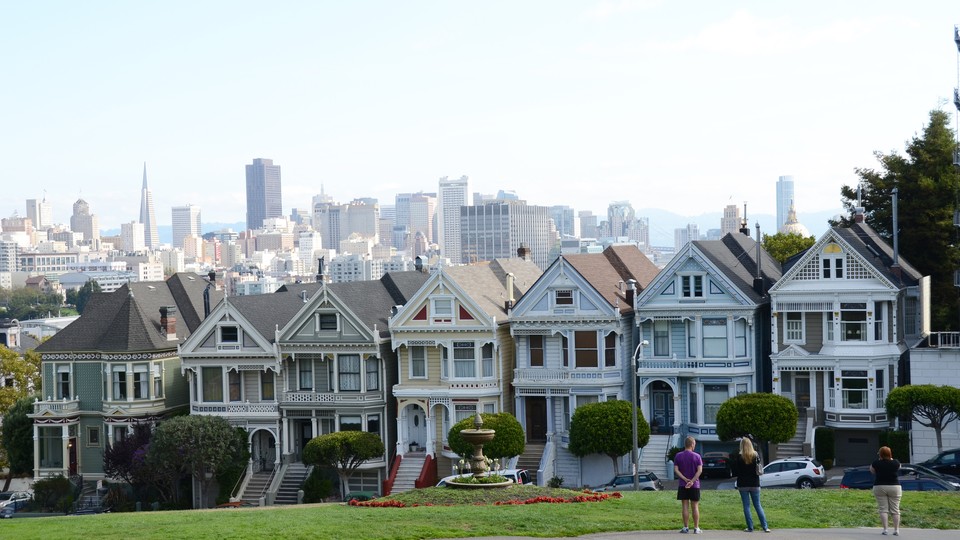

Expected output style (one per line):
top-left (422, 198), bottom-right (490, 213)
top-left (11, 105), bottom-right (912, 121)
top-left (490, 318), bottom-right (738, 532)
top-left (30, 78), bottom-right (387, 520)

top-left (755, 456), bottom-right (764, 476)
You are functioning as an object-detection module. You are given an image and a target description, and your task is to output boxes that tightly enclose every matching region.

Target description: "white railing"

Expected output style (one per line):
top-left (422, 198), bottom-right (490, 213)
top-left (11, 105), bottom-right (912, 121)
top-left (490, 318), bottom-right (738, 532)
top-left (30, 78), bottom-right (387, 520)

top-left (513, 368), bottom-right (622, 384)
top-left (638, 358), bottom-right (701, 370)
top-left (280, 391), bottom-right (382, 404)
top-left (841, 389), bottom-right (868, 409)
top-left (32, 398), bottom-right (79, 414)
top-left (875, 389), bottom-right (886, 410)
top-left (102, 397), bottom-right (167, 413)
top-left (928, 332), bottom-right (960, 348)
top-left (191, 401), bottom-right (279, 416)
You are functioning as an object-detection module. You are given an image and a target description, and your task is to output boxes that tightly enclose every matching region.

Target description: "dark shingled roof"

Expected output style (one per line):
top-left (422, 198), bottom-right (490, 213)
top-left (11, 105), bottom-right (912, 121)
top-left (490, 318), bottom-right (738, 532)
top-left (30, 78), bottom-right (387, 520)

top-left (563, 245), bottom-right (660, 314)
top-left (835, 222), bottom-right (922, 286)
top-left (327, 271), bottom-right (431, 337)
top-left (693, 233), bottom-right (782, 304)
top-left (223, 290), bottom-right (313, 344)
top-left (36, 272), bottom-right (222, 354)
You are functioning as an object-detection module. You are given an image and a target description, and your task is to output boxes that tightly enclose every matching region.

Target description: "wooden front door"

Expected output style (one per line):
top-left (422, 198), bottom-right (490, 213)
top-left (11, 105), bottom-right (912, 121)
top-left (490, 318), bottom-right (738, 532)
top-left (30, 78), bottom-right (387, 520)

top-left (525, 397), bottom-right (547, 442)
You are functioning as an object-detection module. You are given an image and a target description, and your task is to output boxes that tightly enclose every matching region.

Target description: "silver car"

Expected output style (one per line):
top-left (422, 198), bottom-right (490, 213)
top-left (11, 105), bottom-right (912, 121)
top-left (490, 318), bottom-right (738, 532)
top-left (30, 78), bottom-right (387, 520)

top-left (595, 472), bottom-right (664, 492)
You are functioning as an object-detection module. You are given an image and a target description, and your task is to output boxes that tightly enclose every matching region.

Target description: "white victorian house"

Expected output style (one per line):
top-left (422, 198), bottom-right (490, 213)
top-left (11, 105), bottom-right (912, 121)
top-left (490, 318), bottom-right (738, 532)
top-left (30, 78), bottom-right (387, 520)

top-left (635, 231), bottom-right (781, 453)
top-left (769, 214), bottom-right (928, 466)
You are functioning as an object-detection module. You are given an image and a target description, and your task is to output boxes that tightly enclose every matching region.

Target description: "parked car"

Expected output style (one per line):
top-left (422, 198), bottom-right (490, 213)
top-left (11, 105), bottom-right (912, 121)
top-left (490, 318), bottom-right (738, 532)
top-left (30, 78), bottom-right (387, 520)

top-left (594, 472), bottom-right (664, 492)
top-left (702, 451), bottom-right (732, 478)
top-left (436, 469), bottom-right (530, 487)
top-left (900, 477), bottom-right (960, 492)
top-left (920, 448), bottom-right (960, 477)
top-left (760, 457), bottom-right (825, 489)
top-left (0, 491), bottom-right (30, 509)
top-left (0, 498), bottom-right (30, 519)
top-left (841, 463), bottom-right (960, 490)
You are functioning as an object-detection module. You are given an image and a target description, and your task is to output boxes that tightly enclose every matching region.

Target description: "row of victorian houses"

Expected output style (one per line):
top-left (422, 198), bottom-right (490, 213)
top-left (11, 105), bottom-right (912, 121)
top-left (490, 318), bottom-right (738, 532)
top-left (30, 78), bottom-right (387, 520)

top-left (26, 212), bottom-right (933, 504)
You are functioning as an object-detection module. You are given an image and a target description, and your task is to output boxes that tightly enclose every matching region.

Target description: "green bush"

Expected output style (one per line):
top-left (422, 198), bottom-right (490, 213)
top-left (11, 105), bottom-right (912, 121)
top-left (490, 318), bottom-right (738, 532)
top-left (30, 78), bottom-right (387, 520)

top-left (302, 467), bottom-right (336, 503)
top-left (547, 476), bottom-right (564, 488)
top-left (32, 475), bottom-right (73, 512)
top-left (879, 430), bottom-right (909, 462)
top-left (667, 447), bottom-right (683, 462)
top-left (447, 412), bottom-right (525, 459)
top-left (815, 427), bottom-right (835, 464)
top-left (715, 393), bottom-right (798, 443)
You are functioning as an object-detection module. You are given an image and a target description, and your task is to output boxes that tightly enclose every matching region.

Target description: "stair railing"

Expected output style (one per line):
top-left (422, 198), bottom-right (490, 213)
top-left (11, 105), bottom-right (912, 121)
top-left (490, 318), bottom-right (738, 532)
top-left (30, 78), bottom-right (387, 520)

top-left (383, 454), bottom-right (402, 495)
top-left (229, 462), bottom-right (252, 503)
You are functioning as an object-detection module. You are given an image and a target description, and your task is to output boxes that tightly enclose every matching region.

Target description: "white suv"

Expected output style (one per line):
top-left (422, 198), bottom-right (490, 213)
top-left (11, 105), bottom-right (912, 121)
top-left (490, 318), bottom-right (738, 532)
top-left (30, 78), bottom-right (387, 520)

top-left (760, 457), bottom-right (826, 489)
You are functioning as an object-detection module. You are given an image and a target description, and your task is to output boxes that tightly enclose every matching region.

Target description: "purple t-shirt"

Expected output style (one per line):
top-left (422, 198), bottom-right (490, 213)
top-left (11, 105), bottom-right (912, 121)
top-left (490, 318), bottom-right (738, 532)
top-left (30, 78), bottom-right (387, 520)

top-left (674, 450), bottom-right (703, 488)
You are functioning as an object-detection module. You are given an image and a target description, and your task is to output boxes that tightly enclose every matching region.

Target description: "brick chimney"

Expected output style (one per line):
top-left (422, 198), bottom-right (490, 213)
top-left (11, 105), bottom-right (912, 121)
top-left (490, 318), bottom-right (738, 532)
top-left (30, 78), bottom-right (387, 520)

top-left (517, 243), bottom-right (531, 261)
top-left (159, 306), bottom-right (178, 341)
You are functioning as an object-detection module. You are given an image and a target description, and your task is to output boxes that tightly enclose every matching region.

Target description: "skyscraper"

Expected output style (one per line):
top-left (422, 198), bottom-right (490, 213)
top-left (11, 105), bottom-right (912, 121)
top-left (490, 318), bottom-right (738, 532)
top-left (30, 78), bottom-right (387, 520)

top-left (140, 163), bottom-right (159, 249)
top-left (607, 201), bottom-right (636, 239)
top-left (26, 197), bottom-right (53, 230)
top-left (438, 175), bottom-right (469, 264)
top-left (172, 204), bottom-right (202, 250)
top-left (246, 158), bottom-right (282, 230)
top-left (460, 199), bottom-right (552, 268)
top-left (776, 175), bottom-right (795, 229)
top-left (70, 198), bottom-right (99, 244)
top-left (720, 204), bottom-right (741, 237)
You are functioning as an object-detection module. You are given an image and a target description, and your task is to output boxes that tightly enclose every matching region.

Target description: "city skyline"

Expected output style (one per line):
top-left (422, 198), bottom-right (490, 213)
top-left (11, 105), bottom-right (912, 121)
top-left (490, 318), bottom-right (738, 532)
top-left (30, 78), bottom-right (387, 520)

top-left (2, 3), bottom-right (958, 231)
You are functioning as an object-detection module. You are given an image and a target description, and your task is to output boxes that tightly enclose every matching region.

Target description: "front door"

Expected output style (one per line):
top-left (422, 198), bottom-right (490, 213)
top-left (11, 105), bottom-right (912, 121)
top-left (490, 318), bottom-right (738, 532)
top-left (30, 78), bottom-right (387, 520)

top-left (651, 381), bottom-right (673, 434)
top-left (795, 374), bottom-right (811, 409)
top-left (406, 406), bottom-right (427, 451)
top-left (299, 421), bottom-right (313, 458)
top-left (68, 438), bottom-right (78, 476)
top-left (525, 397), bottom-right (547, 442)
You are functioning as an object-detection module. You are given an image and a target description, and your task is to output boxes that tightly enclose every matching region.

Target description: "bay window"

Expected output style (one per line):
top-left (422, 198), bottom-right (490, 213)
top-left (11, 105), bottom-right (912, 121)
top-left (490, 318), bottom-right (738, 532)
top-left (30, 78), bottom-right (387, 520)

top-left (202, 367), bottom-right (222, 402)
top-left (841, 303), bottom-right (867, 341)
top-left (339, 355), bottom-right (361, 391)
top-left (453, 341), bottom-right (476, 377)
top-left (113, 365), bottom-right (128, 400)
top-left (604, 333), bottom-right (616, 367)
top-left (482, 344), bottom-right (494, 377)
top-left (702, 318), bottom-right (727, 358)
top-left (229, 370), bottom-right (242, 401)
top-left (133, 364), bottom-right (149, 399)
top-left (841, 370), bottom-right (868, 408)
top-left (654, 321), bottom-right (670, 357)
top-left (703, 384), bottom-right (728, 424)
top-left (366, 357), bottom-right (379, 391)
top-left (574, 331), bottom-right (598, 368)
top-left (529, 335), bottom-right (544, 367)
top-left (735, 319), bottom-right (747, 357)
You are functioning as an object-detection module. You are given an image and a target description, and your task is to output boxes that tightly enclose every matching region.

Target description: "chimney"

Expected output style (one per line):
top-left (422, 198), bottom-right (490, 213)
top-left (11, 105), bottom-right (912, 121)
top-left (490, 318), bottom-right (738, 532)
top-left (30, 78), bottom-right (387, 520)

top-left (626, 278), bottom-right (637, 307)
top-left (317, 257), bottom-right (324, 283)
top-left (504, 272), bottom-right (515, 311)
top-left (159, 306), bottom-right (178, 341)
top-left (739, 202), bottom-right (751, 236)
top-left (517, 243), bottom-right (531, 261)
top-left (753, 222), bottom-right (764, 295)
top-left (415, 256), bottom-right (424, 273)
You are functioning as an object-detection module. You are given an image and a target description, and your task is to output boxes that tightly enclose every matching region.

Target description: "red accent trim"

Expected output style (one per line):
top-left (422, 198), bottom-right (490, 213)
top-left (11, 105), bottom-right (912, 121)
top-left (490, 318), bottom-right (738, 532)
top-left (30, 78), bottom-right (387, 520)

top-left (414, 454), bottom-right (438, 489)
top-left (458, 306), bottom-right (474, 320)
top-left (383, 454), bottom-right (402, 495)
top-left (413, 306), bottom-right (427, 320)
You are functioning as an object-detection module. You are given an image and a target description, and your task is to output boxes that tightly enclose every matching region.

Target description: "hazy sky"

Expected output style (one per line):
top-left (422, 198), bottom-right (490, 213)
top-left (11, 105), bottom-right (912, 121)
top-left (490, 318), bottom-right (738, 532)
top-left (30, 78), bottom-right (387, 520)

top-left (2, 1), bottom-right (959, 232)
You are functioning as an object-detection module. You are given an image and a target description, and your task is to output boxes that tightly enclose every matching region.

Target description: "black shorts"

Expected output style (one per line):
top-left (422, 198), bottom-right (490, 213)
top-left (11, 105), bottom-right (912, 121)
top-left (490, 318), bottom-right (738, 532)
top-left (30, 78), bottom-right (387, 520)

top-left (677, 486), bottom-right (701, 501)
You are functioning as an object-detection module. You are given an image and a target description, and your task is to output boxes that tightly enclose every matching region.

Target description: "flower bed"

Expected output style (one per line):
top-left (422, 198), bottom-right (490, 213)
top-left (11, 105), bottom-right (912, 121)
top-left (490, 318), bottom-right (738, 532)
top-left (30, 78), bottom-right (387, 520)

top-left (349, 490), bottom-right (621, 508)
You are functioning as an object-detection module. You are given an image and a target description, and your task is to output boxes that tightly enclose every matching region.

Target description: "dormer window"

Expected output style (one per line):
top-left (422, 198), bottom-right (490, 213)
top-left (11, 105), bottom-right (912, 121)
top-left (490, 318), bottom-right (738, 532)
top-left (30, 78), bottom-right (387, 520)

top-left (555, 290), bottom-right (574, 306)
top-left (318, 313), bottom-right (338, 331)
top-left (220, 326), bottom-right (239, 343)
top-left (432, 298), bottom-right (453, 323)
top-left (681, 275), bottom-right (704, 299)
top-left (822, 243), bottom-right (844, 279)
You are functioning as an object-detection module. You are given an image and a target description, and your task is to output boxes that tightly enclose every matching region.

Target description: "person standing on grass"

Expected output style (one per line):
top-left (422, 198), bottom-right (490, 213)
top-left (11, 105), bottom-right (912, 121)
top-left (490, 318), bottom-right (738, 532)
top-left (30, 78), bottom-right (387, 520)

top-left (870, 445), bottom-right (902, 536)
top-left (733, 437), bottom-right (770, 532)
top-left (674, 436), bottom-right (703, 534)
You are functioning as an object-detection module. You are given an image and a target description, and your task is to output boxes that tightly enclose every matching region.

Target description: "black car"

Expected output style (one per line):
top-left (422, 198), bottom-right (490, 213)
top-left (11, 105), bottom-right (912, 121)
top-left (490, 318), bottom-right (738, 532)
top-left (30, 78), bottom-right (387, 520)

top-left (840, 463), bottom-right (960, 489)
top-left (900, 477), bottom-right (960, 491)
top-left (702, 452), bottom-right (733, 478)
top-left (920, 448), bottom-right (960, 477)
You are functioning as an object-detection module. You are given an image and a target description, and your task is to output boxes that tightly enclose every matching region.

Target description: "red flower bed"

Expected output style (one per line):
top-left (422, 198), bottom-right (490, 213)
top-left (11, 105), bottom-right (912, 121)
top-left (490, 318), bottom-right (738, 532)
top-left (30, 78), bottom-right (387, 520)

top-left (348, 490), bottom-right (621, 508)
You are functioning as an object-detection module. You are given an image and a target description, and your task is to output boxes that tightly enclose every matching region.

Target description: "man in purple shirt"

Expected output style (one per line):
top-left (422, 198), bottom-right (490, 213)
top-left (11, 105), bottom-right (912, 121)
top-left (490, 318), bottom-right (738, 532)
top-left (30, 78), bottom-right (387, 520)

top-left (673, 436), bottom-right (703, 534)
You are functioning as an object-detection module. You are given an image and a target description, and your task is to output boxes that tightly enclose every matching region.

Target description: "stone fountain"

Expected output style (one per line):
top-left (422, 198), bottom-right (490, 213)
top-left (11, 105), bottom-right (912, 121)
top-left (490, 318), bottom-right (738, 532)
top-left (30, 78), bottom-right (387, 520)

top-left (446, 412), bottom-right (511, 488)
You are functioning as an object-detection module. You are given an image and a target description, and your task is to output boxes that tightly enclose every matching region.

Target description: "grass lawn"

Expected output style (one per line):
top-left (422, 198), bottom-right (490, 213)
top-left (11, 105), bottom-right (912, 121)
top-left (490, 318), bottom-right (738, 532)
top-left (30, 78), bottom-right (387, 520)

top-left (3, 486), bottom-right (959, 540)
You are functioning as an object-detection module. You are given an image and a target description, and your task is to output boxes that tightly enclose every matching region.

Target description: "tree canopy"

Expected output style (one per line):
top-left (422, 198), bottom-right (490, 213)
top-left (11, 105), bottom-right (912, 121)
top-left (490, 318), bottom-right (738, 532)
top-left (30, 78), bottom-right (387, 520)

top-left (65, 279), bottom-right (102, 314)
top-left (303, 431), bottom-right (385, 499)
top-left (568, 400), bottom-right (649, 474)
top-left (103, 423), bottom-right (159, 500)
top-left (886, 384), bottom-right (960, 453)
top-left (447, 412), bottom-right (525, 460)
top-left (0, 287), bottom-right (63, 320)
top-left (839, 109), bottom-right (960, 329)
top-left (1, 395), bottom-right (37, 491)
top-left (762, 232), bottom-right (816, 264)
top-left (716, 393), bottom-right (797, 443)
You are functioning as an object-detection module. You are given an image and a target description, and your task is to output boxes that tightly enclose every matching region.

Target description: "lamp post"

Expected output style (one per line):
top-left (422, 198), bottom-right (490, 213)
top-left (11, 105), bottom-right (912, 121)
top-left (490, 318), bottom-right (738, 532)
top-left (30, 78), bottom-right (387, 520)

top-left (632, 339), bottom-right (649, 491)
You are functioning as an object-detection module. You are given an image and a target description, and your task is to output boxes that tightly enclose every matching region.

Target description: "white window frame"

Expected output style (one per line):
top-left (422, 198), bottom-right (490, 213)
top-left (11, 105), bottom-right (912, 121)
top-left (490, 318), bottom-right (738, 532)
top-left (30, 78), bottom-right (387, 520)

top-left (218, 325), bottom-right (240, 345)
top-left (653, 320), bottom-right (670, 357)
top-left (703, 384), bottom-right (729, 424)
top-left (56, 364), bottom-right (71, 399)
top-left (702, 318), bottom-right (728, 358)
top-left (785, 312), bottom-right (804, 343)
top-left (133, 363), bottom-right (150, 399)
top-left (409, 346), bottom-right (426, 379)
top-left (680, 274), bottom-right (705, 299)
top-left (452, 341), bottom-right (477, 378)
top-left (431, 297), bottom-right (454, 323)
top-left (316, 313), bottom-right (339, 332)
top-left (554, 289), bottom-right (574, 306)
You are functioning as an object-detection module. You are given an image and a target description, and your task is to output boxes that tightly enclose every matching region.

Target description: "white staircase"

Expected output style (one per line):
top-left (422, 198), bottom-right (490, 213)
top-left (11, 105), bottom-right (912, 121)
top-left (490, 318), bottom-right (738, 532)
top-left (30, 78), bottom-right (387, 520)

top-left (516, 443), bottom-right (545, 485)
top-left (240, 470), bottom-right (273, 505)
top-left (640, 434), bottom-right (671, 478)
top-left (390, 453), bottom-right (426, 494)
top-left (774, 412), bottom-right (807, 460)
top-left (274, 462), bottom-right (312, 505)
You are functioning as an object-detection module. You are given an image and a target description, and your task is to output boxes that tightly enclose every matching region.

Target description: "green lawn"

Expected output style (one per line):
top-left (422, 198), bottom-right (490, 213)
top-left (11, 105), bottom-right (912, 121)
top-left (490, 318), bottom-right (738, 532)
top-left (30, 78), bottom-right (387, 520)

top-left (3, 487), bottom-right (959, 540)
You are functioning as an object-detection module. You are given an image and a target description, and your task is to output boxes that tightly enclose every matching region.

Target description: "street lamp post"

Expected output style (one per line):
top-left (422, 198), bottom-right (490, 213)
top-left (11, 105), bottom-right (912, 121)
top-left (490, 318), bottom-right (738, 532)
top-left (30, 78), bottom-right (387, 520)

top-left (632, 339), bottom-right (649, 491)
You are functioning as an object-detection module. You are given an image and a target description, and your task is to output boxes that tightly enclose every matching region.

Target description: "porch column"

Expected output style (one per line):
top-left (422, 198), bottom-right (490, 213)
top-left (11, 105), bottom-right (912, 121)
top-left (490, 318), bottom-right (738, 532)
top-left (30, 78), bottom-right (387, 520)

top-left (639, 387), bottom-right (650, 428)
top-left (32, 423), bottom-right (40, 479)
top-left (425, 406), bottom-right (435, 457)
top-left (282, 414), bottom-right (291, 457)
top-left (545, 396), bottom-right (554, 434)
top-left (60, 424), bottom-right (70, 477)
top-left (332, 355), bottom-right (339, 393)
top-left (672, 394), bottom-right (682, 432)
top-left (396, 406), bottom-right (404, 455)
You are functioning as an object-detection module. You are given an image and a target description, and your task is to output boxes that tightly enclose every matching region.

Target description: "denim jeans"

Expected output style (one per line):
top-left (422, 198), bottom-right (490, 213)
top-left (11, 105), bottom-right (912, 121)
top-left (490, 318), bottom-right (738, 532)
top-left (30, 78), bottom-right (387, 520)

top-left (739, 488), bottom-right (768, 530)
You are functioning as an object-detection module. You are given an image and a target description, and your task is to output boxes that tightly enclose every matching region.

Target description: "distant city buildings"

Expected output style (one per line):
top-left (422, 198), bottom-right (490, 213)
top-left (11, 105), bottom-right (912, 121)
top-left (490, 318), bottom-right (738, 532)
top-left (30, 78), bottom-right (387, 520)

top-left (69, 198), bottom-right (99, 245)
top-left (140, 164), bottom-right (160, 249)
top-left (776, 175), bottom-right (795, 229)
top-left (245, 158), bottom-right (283, 230)
top-left (438, 176), bottom-right (469, 264)
top-left (721, 204), bottom-right (742, 237)
top-left (172, 204), bottom-right (202, 251)
top-left (460, 199), bottom-right (553, 268)
top-left (26, 197), bottom-right (53, 230)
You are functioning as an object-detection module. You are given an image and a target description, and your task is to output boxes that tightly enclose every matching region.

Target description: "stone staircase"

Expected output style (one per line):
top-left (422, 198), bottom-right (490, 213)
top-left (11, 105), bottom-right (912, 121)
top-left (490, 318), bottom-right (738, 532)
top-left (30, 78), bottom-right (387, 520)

top-left (640, 434), bottom-right (671, 479)
top-left (774, 412), bottom-right (807, 460)
top-left (390, 453), bottom-right (426, 494)
top-left (240, 470), bottom-right (273, 506)
top-left (516, 443), bottom-right (545, 485)
top-left (274, 462), bottom-right (312, 505)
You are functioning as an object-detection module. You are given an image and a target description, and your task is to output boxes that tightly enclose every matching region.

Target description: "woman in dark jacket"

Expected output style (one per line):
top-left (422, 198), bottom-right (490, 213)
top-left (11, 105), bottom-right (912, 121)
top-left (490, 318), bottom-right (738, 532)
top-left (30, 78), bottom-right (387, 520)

top-left (733, 437), bottom-right (770, 532)
top-left (870, 446), bottom-right (901, 535)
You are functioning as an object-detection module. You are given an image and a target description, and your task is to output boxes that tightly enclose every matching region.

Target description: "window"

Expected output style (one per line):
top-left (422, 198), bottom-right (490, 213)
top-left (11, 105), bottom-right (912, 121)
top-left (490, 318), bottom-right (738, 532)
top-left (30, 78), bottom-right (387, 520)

top-left (87, 427), bottom-right (100, 447)
top-left (686, 320), bottom-right (697, 357)
top-left (56, 365), bottom-right (70, 399)
top-left (874, 304), bottom-right (884, 341)
top-left (441, 347), bottom-right (449, 378)
top-left (410, 346), bottom-right (426, 378)
top-left (785, 312), bottom-right (803, 342)
top-left (113, 365), bottom-right (127, 400)
top-left (822, 247), bottom-right (844, 279)
top-left (826, 312), bottom-right (835, 341)
top-left (133, 364), bottom-right (149, 399)
top-left (734, 319), bottom-right (747, 357)
top-left (482, 343), bottom-right (494, 377)
top-left (153, 364), bottom-right (163, 398)
top-left (367, 414), bottom-right (381, 437)
top-left (529, 335), bottom-right (544, 367)
top-left (483, 402), bottom-right (496, 413)
top-left (261, 371), bottom-right (275, 400)
top-left (432, 298), bottom-right (453, 322)
top-left (653, 321), bottom-right (670, 357)
top-left (574, 331), bottom-right (598, 368)
top-left (229, 370), bottom-right (242, 401)
top-left (702, 318), bottom-right (727, 358)
top-left (555, 289), bottom-right (573, 305)
top-left (453, 342), bottom-right (476, 377)
top-left (318, 313), bottom-right (338, 331)
top-left (365, 357), bottom-right (379, 391)
top-left (840, 303), bottom-right (867, 341)
top-left (841, 370), bottom-right (868, 408)
top-left (681, 275), bottom-right (704, 298)
top-left (220, 325), bottom-right (239, 343)
top-left (202, 367), bottom-right (223, 402)
top-left (576, 394), bottom-right (598, 409)
top-left (339, 355), bottom-right (361, 391)
top-left (299, 359), bottom-right (313, 390)
top-left (340, 415), bottom-right (362, 431)
top-left (114, 426), bottom-right (129, 441)
top-left (704, 384), bottom-right (728, 424)
top-left (690, 386), bottom-right (698, 423)
top-left (455, 403), bottom-right (476, 422)
top-left (561, 335), bottom-right (569, 367)
top-left (604, 333), bottom-right (616, 367)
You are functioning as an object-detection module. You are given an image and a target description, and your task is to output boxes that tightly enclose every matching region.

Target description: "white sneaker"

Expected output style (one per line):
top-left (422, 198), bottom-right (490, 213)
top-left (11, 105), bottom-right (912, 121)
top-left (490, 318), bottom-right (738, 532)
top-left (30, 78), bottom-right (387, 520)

top-left (679, 527), bottom-right (689, 534)
top-left (694, 528), bottom-right (702, 534)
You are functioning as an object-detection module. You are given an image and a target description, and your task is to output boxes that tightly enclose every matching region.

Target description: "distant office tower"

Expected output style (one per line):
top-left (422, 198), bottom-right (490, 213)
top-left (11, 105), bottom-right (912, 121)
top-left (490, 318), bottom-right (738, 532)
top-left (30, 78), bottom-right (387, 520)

top-left (460, 200), bottom-right (552, 268)
top-left (776, 175), bottom-right (795, 229)
top-left (409, 192), bottom-right (437, 245)
top-left (438, 176), bottom-right (469, 263)
top-left (172, 204), bottom-right (202, 250)
top-left (26, 197), bottom-right (53, 230)
top-left (607, 201), bottom-right (636, 239)
top-left (140, 164), bottom-right (160, 249)
top-left (550, 205), bottom-right (576, 238)
top-left (70, 198), bottom-right (100, 244)
top-left (246, 158), bottom-right (282, 230)
top-left (635, 216), bottom-right (650, 248)
top-left (344, 199), bottom-right (380, 243)
top-left (120, 221), bottom-right (146, 252)
top-left (578, 211), bottom-right (599, 239)
top-left (0, 240), bottom-right (18, 273)
top-left (674, 223), bottom-right (700, 251)
top-left (721, 204), bottom-right (741, 237)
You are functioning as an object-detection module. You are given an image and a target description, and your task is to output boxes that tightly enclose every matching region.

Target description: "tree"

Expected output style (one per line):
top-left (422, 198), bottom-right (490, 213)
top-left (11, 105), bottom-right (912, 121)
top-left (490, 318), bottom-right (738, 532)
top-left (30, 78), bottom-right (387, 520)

top-left (886, 384), bottom-right (960, 453)
top-left (446, 412), bottom-right (525, 460)
top-left (0, 287), bottom-right (63, 320)
top-left (568, 400), bottom-right (649, 474)
top-left (715, 393), bottom-right (797, 443)
top-left (146, 415), bottom-right (246, 507)
top-left (103, 423), bottom-right (158, 501)
top-left (839, 109), bottom-right (960, 329)
top-left (303, 431), bottom-right (385, 500)
top-left (0, 346), bottom-right (40, 492)
top-left (1, 396), bottom-right (37, 492)
top-left (65, 279), bottom-right (102, 314)
top-left (762, 232), bottom-right (816, 264)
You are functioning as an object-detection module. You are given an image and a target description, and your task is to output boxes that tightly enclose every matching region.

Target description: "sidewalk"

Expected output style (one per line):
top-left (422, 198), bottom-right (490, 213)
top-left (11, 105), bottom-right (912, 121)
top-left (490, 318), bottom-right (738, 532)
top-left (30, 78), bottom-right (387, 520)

top-left (443, 529), bottom-right (958, 540)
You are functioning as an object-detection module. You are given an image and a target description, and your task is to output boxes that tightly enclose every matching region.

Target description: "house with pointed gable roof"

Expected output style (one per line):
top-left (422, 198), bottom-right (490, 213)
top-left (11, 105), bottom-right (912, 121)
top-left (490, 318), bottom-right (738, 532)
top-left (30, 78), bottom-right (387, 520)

top-left (389, 255), bottom-right (541, 483)
top-left (509, 245), bottom-right (659, 487)
top-left (635, 231), bottom-right (781, 456)
top-left (769, 214), bottom-right (928, 466)
top-left (30, 272), bottom-right (222, 480)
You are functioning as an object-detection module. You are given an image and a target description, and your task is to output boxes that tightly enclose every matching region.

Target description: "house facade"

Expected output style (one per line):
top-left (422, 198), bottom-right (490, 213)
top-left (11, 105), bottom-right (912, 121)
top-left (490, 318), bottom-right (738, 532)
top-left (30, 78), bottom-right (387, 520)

top-left (768, 216), bottom-right (928, 466)
top-left (634, 232), bottom-right (781, 453)
top-left (509, 245), bottom-right (659, 487)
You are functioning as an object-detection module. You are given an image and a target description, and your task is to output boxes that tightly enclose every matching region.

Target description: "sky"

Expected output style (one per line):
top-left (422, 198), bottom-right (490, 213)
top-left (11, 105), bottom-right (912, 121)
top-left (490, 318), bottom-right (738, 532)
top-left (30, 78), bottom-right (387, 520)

top-left (2, 1), bottom-right (959, 235)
